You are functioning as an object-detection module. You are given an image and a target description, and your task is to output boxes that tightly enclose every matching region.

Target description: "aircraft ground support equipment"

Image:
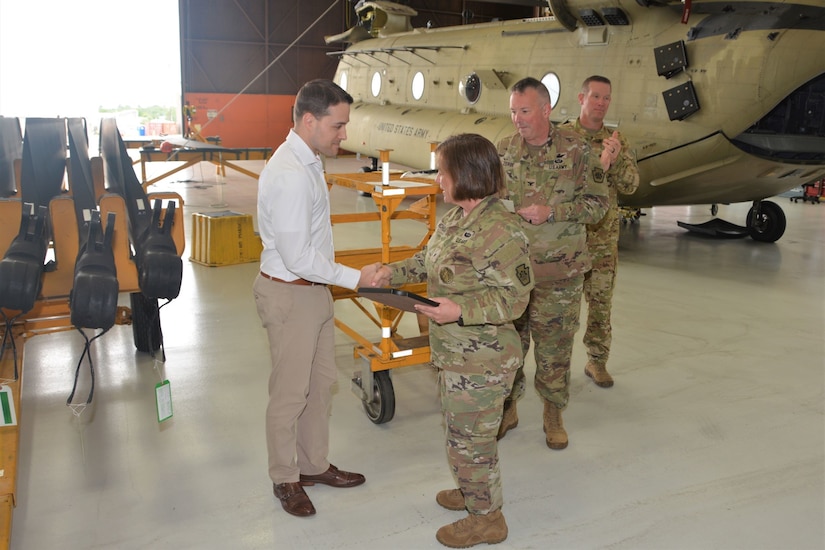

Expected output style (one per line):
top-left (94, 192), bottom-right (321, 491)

top-left (190, 211), bottom-right (262, 267)
top-left (138, 139), bottom-right (270, 190)
top-left (325, 169), bottom-right (440, 424)
top-left (0, 190), bottom-right (184, 547)
top-left (790, 179), bottom-right (825, 204)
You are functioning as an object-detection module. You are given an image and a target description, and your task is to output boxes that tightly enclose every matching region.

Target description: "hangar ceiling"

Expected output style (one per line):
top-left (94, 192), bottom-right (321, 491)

top-left (180, 0), bottom-right (540, 96)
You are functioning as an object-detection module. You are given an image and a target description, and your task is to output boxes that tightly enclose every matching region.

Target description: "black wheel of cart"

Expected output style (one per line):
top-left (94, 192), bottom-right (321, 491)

top-left (363, 370), bottom-right (395, 424)
top-left (130, 292), bottom-right (161, 353)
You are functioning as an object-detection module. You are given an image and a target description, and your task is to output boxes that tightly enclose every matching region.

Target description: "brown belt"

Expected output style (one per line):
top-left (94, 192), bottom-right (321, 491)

top-left (260, 272), bottom-right (326, 286)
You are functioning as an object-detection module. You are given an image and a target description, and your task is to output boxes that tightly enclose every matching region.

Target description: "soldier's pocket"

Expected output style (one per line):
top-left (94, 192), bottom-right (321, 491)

top-left (441, 371), bottom-right (507, 414)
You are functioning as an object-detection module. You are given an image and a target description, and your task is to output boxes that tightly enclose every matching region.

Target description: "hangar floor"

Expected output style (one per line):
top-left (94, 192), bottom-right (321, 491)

top-left (9, 157), bottom-right (825, 549)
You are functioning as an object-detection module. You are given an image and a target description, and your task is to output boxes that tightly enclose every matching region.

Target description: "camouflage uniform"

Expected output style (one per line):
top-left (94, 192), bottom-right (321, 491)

top-left (498, 125), bottom-right (608, 408)
top-left (389, 196), bottom-right (533, 513)
top-left (561, 119), bottom-right (639, 368)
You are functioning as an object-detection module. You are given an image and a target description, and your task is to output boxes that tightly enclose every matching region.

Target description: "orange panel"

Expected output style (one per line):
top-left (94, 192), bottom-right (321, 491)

top-left (183, 93), bottom-right (295, 149)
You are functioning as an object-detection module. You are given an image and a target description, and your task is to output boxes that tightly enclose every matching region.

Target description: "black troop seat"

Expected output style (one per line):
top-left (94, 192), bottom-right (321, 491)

top-left (67, 118), bottom-right (119, 330)
top-left (138, 200), bottom-right (180, 299)
top-left (70, 211), bottom-right (118, 330)
top-left (0, 118), bottom-right (67, 313)
top-left (0, 203), bottom-right (49, 313)
top-left (99, 118), bottom-right (182, 300)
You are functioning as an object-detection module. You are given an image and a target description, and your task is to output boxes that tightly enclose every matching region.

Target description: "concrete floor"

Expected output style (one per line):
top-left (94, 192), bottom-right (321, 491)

top-left (9, 157), bottom-right (825, 549)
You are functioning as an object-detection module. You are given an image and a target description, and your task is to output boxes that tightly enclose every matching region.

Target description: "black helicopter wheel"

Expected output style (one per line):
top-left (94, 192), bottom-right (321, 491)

top-left (747, 200), bottom-right (786, 243)
top-left (363, 370), bottom-right (395, 424)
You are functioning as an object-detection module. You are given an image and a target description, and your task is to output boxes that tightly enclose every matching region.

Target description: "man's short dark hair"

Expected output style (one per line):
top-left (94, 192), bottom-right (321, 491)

top-left (294, 79), bottom-right (353, 121)
top-left (436, 133), bottom-right (504, 202)
top-left (511, 77), bottom-right (551, 105)
top-left (581, 75), bottom-right (611, 93)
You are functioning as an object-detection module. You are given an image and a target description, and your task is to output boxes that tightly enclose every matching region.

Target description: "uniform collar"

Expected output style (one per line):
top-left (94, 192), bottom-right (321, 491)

top-left (458, 195), bottom-right (498, 227)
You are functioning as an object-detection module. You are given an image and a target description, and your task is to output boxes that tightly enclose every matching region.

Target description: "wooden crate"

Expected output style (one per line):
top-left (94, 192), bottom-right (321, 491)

top-left (190, 211), bottom-right (262, 266)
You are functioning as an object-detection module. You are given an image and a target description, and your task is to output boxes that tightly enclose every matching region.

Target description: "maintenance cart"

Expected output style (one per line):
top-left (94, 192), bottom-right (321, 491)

top-left (326, 166), bottom-right (440, 424)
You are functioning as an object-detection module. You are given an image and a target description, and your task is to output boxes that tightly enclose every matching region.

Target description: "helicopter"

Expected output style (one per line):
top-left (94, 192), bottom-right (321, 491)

top-left (326, 0), bottom-right (825, 242)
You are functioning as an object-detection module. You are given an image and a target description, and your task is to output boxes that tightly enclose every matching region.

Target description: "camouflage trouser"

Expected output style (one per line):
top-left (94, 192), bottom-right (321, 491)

top-left (508, 275), bottom-right (584, 408)
top-left (583, 213), bottom-right (620, 366)
top-left (440, 368), bottom-right (515, 514)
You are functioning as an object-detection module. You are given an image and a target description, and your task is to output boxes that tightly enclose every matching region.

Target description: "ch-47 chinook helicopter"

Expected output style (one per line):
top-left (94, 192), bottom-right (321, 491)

top-left (326, 0), bottom-right (825, 242)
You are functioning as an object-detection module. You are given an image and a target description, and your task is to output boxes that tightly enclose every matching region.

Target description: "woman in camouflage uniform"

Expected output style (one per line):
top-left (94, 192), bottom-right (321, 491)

top-left (371, 134), bottom-right (534, 548)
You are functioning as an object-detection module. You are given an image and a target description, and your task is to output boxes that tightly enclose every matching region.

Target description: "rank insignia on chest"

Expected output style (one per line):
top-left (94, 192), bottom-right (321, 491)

top-left (454, 229), bottom-right (474, 244)
top-left (592, 167), bottom-right (605, 183)
top-left (440, 267), bottom-right (454, 284)
top-left (516, 263), bottom-right (531, 286)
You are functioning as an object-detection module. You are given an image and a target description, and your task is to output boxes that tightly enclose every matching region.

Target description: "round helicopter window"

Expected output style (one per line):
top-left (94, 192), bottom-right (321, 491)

top-left (541, 72), bottom-right (561, 108)
top-left (371, 72), bottom-right (382, 97)
top-left (339, 71), bottom-right (348, 92)
top-left (411, 71), bottom-right (425, 100)
top-left (459, 73), bottom-right (481, 104)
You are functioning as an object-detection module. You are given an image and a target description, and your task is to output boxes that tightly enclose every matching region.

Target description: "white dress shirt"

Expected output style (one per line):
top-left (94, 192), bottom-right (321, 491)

top-left (257, 129), bottom-right (360, 289)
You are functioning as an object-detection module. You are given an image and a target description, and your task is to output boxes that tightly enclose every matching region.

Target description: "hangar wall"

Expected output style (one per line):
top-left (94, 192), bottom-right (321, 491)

top-left (178, 0), bottom-right (537, 148)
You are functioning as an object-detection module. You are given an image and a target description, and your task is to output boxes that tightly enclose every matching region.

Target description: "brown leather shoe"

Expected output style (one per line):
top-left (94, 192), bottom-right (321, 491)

top-left (273, 482), bottom-right (315, 517)
top-left (299, 464), bottom-right (365, 488)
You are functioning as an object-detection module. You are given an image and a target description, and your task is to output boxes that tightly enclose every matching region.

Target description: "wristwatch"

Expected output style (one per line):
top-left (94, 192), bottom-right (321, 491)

top-left (547, 210), bottom-right (555, 223)
top-left (457, 314), bottom-right (465, 326)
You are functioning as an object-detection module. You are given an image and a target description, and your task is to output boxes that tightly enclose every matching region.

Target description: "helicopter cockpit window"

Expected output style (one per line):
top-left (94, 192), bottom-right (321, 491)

top-left (371, 72), bottom-right (382, 97)
top-left (411, 71), bottom-right (425, 100)
top-left (339, 71), bottom-right (348, 92)
top-left (459, 73), bottom-right (481, 104)
top-left (541, 72), bottom-right (561, 108)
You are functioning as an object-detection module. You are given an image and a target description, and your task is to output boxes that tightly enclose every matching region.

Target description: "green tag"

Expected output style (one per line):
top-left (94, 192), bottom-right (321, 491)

top-left (155, 380), bottom-right (173, 423)
top-left (0, 386), bottom-right (16, 426)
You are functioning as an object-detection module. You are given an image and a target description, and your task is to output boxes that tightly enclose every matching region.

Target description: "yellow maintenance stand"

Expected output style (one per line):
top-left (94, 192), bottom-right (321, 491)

top-left (325, 155), bottom-right (440, 424)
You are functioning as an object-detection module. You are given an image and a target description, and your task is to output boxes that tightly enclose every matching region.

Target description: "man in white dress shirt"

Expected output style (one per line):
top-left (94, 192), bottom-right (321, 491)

top-left (253, 79), bottom-right (378, 517)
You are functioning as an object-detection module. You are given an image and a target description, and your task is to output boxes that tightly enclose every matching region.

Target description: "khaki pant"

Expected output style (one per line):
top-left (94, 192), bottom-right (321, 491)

top-left (253, 274), bottom-right (336, 484)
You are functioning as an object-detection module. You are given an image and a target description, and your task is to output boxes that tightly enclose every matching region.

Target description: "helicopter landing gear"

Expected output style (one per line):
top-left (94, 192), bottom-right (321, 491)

top-left (746, 200), bottom-right (786, 243)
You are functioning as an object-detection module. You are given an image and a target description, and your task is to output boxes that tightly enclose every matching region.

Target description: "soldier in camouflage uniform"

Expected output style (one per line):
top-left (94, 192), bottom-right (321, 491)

top-left (496, 77), bottom-right (609, 450)
top-left (371, 134), bottom-right (533, 548)
top-left (562, 75), bottom-right (639, 388)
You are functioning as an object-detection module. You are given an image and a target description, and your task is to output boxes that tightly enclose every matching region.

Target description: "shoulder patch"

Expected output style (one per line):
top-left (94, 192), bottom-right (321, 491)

top-left (592, 167), bottom-right (605, 183)
top-left (516, 263), bottom-right (531, 286)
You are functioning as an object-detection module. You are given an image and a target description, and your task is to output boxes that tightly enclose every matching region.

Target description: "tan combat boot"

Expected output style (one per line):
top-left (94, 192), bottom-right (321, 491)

top-left (436, 488), bottom-right (466, 511)
top-left (585, 361), bottom-right (614, 388)
top-left (496, 400), bottom-right (518, 440)
top-left (436, 509), bottom-right (508, 548)
top-left (543, 401), bottom-right (568, 450)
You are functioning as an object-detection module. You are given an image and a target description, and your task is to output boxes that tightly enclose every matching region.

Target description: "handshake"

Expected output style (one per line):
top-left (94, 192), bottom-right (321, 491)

top-left (358, 262), bottom-right (392, 289)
